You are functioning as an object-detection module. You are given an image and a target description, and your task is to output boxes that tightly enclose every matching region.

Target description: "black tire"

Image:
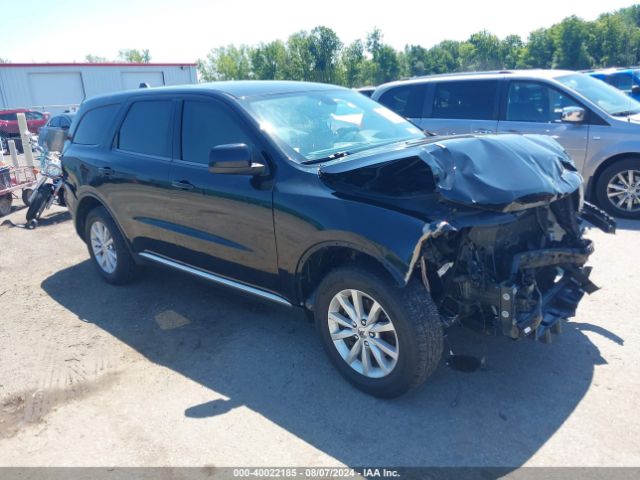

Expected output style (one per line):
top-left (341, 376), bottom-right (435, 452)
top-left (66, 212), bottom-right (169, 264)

top-left (84, 206), bottom-right (137, 285)
top-left (595, 158), bottom-right (640, 219)
top-left (0, 194), bottom-right (12, 217)
top-left (314, 267), bottom-right (443, 398)
top-left (22, 188), bottom-right (33, 206)
top-left (25, 184), bottom-right (50, 221)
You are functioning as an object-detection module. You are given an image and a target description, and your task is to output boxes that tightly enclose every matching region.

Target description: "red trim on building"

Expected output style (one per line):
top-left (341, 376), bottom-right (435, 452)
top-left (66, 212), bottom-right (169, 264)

top-left (0, 63), bottom-right (197, 68)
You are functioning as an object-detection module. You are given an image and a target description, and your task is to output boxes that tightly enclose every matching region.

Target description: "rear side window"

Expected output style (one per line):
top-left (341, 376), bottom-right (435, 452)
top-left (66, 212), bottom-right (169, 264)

top-left (26, 111), bottom-right (44, 120)
top-left (432, 80), bottom-right (498, 120)
top-left (181, 100), bottom-right (251, 164)
top-left (378, 84), bottom-right (427, 118)
top-left (118, 101), bottom-right (173, 157)
top-left (73, 104), bottom-right (119, 145)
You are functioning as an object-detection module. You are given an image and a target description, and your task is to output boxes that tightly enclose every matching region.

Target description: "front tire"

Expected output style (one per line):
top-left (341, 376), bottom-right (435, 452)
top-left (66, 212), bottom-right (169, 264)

top-left (314, 267), bottom-right (443, 398)
top-left (84, 207), bottom-right (137, 285)
top-left (25, 184), bottom-right (51, 221)
top-left (595, 158), bottom-right (640, 219)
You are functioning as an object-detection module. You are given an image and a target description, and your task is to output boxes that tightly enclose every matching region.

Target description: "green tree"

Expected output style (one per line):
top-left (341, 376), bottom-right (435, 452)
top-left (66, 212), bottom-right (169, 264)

top-left (285, 31), bottom-right (314, 81)
top-left (501, 35), bottom-right (524, 69)
top-left (251, 40), bottom-right (287, 80)
top-left (85, 54), bottom-right (109, 63)
top-left (462, 30), bottom-right (503, 70)
top-left (118, 49), bottom-right (151, 63)
top-left (340, 40), bottom-right (367, 87)
top-left (403, 45), bottom-right (429, 77)
top-left (307, 26), bottom-right (343, 83)
top-left (198, 45), bottom-right (252, 81)
top-left (551, 16), bottom-right (593, 69)
top-left (366, 28), bottom-right (400, 84)
top-left (521, 28), bottom-right (555, 68)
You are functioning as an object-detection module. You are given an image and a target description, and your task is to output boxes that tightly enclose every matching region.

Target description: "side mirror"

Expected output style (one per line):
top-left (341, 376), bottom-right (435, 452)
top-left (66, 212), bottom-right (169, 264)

top-left (631, 85), bottom-right (640, 94)
top-left (561, 106), bottom-right (586, 123)
top-left (208, 143), bottom-right (265, 176)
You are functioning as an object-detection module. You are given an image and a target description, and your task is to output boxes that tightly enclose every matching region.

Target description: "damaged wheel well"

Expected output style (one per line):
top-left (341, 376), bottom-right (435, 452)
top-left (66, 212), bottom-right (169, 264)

top-left (298, 246), bottom-right (401, 310)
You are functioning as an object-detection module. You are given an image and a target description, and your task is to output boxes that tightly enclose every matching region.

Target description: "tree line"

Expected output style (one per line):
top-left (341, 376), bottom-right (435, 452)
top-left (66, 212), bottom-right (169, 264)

top-left (197, 4), bottom-right (640, 87)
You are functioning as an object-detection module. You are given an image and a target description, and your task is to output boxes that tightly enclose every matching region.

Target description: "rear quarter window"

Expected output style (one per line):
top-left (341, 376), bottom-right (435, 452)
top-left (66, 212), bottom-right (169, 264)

top-left (73, 104), bottom-right (120, 145)
top-left (378, 84), bottom-right (427, 118)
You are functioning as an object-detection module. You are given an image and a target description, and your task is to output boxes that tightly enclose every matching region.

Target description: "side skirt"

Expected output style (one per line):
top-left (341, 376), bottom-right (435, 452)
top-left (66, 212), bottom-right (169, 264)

top-left (138, 251), bottom-right (293, 308)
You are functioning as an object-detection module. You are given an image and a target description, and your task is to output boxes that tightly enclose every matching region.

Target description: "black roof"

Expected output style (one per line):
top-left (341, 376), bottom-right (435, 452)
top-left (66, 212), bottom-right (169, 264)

top-left (82, 80), bottom-right (345, 109)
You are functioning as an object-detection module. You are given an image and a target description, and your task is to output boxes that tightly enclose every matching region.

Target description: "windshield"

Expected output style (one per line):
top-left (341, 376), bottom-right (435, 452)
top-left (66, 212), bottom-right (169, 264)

top-left (242, 89), bottom-right (424, 163)
top-left (556, 73), bottom-right (640, 116)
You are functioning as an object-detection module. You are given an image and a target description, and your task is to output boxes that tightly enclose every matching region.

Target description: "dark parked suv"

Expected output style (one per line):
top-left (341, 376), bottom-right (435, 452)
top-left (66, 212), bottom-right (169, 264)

top-left (63, 81), bottom-right (614, 397)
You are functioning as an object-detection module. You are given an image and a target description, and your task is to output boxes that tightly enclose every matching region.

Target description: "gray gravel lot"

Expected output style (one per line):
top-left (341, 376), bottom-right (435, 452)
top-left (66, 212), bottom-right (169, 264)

top-left (0, 197), bottom-right (639, 468)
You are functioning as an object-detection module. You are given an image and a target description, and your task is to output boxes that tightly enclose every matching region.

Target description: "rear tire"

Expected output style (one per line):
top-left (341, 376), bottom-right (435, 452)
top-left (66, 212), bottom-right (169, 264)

top-left (25, 184), bottom-right (50, 221)
top-left (0, 194), bottom-right (12, 216)
top-left (22, 188), bottom-right (33, 206)
top-left (84, 207), bottom-right (137, 285)
top-left (595, 158), bottom-right (640, 219)
top-left (314, 266), bottom-right (443, 398)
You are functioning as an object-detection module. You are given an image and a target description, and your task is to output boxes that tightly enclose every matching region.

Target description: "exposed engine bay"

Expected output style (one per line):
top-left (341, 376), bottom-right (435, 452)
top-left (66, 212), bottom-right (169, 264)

top-left (320, 134), bottom-right (616, 341)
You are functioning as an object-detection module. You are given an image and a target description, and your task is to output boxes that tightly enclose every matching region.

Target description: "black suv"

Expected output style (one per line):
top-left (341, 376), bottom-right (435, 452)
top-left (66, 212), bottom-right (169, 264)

top-left (63, 81), bottom-right (614, 398)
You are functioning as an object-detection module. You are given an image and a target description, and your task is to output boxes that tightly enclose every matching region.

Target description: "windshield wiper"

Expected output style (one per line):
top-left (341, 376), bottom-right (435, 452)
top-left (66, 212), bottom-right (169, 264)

top-left (301, 151), bottom-right (350, 165)
top-left (612, 110), bottom-right (640, 117)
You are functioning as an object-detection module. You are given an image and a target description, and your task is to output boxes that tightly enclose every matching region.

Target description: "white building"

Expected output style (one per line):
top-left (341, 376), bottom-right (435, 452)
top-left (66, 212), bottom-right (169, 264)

top-left (0, 63), bottom-right (198, 114)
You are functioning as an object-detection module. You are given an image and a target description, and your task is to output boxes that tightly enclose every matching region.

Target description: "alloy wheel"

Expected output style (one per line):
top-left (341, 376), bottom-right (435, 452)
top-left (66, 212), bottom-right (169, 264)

top-left (90, 221), bottom-right (117, 274)
top-left (327, 289), bottom-right (399, 378)
top-left (607, 169), bottom-right (640, 212)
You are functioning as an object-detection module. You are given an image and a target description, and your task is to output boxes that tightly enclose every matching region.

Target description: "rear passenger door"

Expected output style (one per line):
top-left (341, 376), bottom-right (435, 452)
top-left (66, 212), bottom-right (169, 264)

top-left (497, 80), bottom-right (589, 168)
top-left (166, 97), bottom-right (279, 292)
top-left (99, 98), bottom-right (178, 256)
top-left (424, 80), bottom-right (500, 135)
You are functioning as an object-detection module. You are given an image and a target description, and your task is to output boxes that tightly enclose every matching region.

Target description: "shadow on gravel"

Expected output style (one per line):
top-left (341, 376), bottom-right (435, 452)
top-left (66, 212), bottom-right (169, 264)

top-left (614, 219), bottom-right (640, 231)
top-left (0, 210), bottom-right (70, 229)
top-left (42, 261), bottom-right (615, 467)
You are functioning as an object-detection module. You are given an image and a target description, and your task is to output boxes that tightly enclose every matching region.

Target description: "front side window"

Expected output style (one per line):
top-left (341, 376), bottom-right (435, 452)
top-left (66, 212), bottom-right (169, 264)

top-left (506, 81), bottom-right (580, 123)
top-left (181, 101), bottom-right (251, 164)
top-left (378, 84), bottom-right (427, 118)
top-left (432, 80), bottom-right (498, 120)
top-left (73, 104), bottom-right (120, 145)
top-left (118, 101), bottom-right (173, 157)
top-left (48, 116), bottom-right (61, 128)
top-left (26, 111), bottom-right (44, 121)
top-left (242, 89), bottom-right (424, 163)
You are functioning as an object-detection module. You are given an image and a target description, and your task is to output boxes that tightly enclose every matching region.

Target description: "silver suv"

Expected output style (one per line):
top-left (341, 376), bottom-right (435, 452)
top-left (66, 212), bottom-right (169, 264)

top-left (373, 70), bottom-right (640, 219)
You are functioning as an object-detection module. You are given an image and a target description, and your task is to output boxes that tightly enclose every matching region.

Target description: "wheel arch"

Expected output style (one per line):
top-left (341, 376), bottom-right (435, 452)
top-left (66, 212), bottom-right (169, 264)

top-left (295, 241), bottom-right (407, 311)
top-left (74, 194), bottom-right (130, 252)
top-left (587, 152), bottom-right (640, 199)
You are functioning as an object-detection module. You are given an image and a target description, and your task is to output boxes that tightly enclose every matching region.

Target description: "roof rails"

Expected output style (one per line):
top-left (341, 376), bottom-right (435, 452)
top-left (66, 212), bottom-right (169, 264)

top-left (410, 70), bottom-right (515, 80)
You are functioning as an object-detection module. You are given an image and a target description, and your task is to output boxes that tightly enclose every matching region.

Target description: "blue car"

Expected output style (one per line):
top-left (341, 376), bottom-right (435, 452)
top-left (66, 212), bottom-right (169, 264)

top-left (588, 68), bottom-right (640, 100)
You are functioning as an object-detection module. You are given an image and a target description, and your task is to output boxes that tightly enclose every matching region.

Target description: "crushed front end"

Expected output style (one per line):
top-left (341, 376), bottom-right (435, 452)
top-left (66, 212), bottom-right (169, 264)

top-left (421, 195), bottom-right (614, 341)
top-left (319, 133), bottom-right (616, 341)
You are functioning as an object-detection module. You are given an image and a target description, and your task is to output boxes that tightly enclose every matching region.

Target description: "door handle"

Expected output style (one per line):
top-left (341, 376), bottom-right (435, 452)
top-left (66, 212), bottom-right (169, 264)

top-left (505, 129), bottom-right (521, 134)
top-left (171, 180), bottom-right (195, 191)
top-left (98, 167), bottom-right (114, 176)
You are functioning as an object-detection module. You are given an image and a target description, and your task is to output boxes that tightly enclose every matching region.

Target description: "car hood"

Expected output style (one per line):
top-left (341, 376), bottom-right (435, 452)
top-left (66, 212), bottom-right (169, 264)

top-left (319, 134), bottom-right (583, 212)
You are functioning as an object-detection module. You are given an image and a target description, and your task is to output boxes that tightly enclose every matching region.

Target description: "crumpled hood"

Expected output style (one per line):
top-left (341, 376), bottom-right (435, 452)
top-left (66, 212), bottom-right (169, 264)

top-left (319, 134), bottom-right (583, 212)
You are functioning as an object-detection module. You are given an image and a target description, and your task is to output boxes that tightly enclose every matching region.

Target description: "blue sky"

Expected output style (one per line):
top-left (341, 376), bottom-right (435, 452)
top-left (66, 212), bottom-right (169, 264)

top-left (2, 0), bottom-right (638, 63)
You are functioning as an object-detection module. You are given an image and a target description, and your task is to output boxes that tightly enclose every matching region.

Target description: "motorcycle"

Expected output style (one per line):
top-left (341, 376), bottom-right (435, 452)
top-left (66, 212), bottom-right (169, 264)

top-left (25, 135), bottom-right (65, 227)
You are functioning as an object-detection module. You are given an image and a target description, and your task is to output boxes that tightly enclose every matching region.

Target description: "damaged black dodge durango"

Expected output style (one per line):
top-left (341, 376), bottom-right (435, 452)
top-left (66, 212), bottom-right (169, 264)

top-left (62, 81), bottom-right (615, 398)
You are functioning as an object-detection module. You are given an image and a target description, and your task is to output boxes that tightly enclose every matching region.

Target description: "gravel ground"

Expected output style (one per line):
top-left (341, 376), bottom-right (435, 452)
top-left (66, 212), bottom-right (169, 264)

top-left (0, 197), bottom-right (639, 469)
